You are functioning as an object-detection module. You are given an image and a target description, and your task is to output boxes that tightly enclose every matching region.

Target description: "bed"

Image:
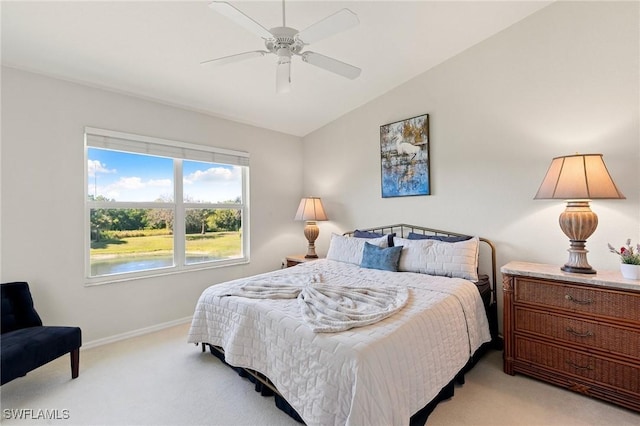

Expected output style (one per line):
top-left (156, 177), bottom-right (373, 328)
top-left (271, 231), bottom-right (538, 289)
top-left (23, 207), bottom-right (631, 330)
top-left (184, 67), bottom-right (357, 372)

top-left (188, 224), bottom-right (497, 425)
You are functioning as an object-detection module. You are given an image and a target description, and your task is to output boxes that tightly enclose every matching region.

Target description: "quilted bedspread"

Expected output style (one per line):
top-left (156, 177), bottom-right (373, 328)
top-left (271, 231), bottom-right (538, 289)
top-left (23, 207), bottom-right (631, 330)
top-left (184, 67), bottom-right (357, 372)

top-left (188, 259), bottom-right (491, 426)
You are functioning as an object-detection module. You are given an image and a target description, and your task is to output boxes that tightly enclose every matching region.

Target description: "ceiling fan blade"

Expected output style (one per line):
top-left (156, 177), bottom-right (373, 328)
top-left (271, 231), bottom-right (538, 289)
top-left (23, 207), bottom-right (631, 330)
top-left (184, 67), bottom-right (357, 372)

top-left (209, 1), bottom-right (273, 40)
top-left (296, 9), bottom-right (359, 44)
top-left (200, 50), bottom-right (268, 66)
top-left (301, 52), bottom-right (361, 80)
top-left (276, 57), bottom-right (291, 94)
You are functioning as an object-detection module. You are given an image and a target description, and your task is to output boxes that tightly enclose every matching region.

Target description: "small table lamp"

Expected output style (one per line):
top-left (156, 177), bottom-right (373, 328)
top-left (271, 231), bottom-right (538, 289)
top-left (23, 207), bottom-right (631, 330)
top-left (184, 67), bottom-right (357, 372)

top-left (534, 154), bottom-right (625, 274)
top-left (294, 197), bottom-right (328, 258)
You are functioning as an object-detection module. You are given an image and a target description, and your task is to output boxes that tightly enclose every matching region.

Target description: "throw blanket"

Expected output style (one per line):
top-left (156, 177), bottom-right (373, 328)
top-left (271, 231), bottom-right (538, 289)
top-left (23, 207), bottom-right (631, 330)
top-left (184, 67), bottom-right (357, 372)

top-left (223, 274), bottom-right (409, 333)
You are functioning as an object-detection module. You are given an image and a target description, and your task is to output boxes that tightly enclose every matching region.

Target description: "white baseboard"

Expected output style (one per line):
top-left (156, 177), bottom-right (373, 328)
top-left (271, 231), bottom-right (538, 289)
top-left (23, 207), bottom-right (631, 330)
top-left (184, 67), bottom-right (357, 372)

top-left (82, 316), bottom-right (193, 350)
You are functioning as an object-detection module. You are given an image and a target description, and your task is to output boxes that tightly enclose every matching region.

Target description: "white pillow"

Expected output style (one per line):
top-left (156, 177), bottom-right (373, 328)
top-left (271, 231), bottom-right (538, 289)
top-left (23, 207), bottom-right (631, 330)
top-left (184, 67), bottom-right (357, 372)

top-left (326, 234), bottom-right (388, 265)
top-left (393, 236), bottom-right (479, 281)
top-left (423, 237), bottom-right (479, 281)
top-left (393, 237), bottom-right (435, 273)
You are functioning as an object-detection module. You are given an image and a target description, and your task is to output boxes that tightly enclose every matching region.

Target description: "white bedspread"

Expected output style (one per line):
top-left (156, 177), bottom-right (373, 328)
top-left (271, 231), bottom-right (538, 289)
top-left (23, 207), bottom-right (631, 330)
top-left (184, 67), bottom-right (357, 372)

top-left (188, 259), bottom-right (491, 426)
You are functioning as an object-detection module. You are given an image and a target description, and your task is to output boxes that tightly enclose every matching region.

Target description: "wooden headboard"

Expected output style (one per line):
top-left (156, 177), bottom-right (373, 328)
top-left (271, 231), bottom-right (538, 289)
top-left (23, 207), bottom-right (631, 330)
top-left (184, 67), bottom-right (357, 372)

top-left (344, 223), bottom-right (497, 305)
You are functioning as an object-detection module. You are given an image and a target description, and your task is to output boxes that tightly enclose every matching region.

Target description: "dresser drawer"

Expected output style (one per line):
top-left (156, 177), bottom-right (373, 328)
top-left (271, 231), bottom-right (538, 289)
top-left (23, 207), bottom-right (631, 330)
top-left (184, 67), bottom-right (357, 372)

top-left (514, 278), bottom-right (640, 322)
top-left (515, 337), bottom-right (640, 394)
top-left (515, 307), bottom-right (640, 362)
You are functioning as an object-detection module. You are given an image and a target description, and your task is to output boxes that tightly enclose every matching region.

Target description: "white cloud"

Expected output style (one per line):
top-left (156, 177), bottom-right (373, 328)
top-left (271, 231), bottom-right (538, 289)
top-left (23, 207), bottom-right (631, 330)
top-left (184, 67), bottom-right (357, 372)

top-left (184, 167), bottom-right (239, 185)
top-left (147, 179), bottom-right (172, 187)
top-left (106, 177), bottom-right (171, 191)
top-left (94, 177), bottom-right (173, 201)
top-left (104, 189), bottom-right (121, 200)
top-left (87, 159), bottom-right (116, 177)
top-left (116, 177), bottom-right (145, 190)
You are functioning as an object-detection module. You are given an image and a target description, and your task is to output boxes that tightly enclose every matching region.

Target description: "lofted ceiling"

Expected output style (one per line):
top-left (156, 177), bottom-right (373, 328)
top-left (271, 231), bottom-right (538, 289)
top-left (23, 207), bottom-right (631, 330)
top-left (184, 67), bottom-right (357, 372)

top-left (1, 1), bottom-right (552, 137)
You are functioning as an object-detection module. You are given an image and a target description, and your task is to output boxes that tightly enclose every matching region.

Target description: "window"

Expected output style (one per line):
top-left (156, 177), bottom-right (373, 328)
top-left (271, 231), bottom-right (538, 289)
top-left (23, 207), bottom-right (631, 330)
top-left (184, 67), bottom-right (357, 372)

top-left (85, 127), bottom-right (249, 283)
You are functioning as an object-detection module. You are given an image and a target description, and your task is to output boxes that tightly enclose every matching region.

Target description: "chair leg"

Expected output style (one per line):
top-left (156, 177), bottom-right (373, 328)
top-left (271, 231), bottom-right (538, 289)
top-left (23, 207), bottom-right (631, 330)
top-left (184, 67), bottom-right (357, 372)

top-left (70, 348), bottom-right (80, 379)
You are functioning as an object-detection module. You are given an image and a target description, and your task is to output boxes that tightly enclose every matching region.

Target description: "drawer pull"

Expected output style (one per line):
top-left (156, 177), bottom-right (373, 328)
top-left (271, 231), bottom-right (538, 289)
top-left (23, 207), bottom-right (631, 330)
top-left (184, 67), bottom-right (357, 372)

top-left (564, 294), bottom-right (593, 305)
top-left (566, 327), bottom-right (594, 338)
top-left (565, 360), bottom-right (593, 371)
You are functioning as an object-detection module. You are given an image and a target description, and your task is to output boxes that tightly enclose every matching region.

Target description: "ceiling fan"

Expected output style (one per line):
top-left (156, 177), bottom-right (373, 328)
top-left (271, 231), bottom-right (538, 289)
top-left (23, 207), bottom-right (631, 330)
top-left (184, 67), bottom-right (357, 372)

top-left (202, 1), bottom-right (361, 93)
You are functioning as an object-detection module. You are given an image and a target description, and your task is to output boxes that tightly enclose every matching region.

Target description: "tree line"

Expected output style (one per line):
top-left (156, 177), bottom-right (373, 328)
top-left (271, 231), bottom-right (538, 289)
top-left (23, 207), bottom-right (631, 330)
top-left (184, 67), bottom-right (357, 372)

top-left (90, 195), bottom-right (241, 242)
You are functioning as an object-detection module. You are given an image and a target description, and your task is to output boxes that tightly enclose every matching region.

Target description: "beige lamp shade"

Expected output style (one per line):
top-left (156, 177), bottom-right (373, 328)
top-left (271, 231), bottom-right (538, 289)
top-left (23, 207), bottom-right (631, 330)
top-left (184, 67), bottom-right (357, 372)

top-left (294, 197), bottom-right (328, 259)
top-left (294, 197), bottom-right (328, 221)
top-left (534, 154), bottom-right (625, 200)
top-left (534, 154), bottom-right (624, 274)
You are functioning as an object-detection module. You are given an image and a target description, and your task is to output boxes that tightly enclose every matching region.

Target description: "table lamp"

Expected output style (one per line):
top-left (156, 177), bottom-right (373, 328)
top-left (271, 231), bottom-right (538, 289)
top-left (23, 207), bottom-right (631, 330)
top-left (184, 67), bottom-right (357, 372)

top-left (534, 153), bottom-right (625, 274)
top-left (294, 197), bottom-right (328, 258)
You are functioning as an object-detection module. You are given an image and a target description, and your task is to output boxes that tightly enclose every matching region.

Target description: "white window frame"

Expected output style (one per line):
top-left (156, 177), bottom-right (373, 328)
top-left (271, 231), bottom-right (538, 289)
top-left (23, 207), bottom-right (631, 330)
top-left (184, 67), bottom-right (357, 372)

top-left (84, 127), bottom-right (250, 285)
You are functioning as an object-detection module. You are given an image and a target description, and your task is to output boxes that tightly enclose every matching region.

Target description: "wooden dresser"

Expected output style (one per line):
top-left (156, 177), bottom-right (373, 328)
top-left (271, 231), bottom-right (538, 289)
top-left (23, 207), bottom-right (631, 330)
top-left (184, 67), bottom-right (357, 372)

top-left (501, 261), bottom-right (640, 412)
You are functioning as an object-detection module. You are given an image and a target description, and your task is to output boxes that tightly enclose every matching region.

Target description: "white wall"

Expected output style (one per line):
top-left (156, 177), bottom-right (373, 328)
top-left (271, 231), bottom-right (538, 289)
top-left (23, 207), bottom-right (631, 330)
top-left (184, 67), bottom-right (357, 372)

top-left (2, 1), bottom-right (638, 344)
top-left (302, 1), bottom-right (640, 321)
top-left (1, 67), bottom-right (304, 343)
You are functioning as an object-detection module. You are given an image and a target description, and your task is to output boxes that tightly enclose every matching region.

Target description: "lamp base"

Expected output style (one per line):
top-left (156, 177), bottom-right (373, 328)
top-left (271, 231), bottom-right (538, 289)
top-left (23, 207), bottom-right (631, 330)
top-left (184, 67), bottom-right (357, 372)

top-left (561, 239), bottom-right (596, 274)
top-left (303, 221), bottom-right (320, 259)
top-left (558, 201), bottom-right (598, 275)
top-left (561, 265), bottom-right (596, 274)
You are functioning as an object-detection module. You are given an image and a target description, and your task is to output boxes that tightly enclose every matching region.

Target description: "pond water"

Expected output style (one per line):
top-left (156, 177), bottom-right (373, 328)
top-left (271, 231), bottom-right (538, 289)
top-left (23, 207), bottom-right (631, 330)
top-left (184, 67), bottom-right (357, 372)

top-left (91, 255), bottom-right (219, 276)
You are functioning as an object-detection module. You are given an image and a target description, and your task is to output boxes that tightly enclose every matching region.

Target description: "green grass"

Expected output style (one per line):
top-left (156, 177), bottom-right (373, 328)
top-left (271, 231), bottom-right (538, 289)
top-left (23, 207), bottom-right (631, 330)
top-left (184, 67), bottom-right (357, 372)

top-left (186, 232), bottom-right (242, 257)
top-left (91, 232), bottom-right (241, 258)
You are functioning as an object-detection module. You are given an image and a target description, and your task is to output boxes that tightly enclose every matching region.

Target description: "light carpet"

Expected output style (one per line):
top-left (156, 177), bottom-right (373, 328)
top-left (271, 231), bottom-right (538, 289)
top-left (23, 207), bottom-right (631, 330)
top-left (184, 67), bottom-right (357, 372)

top-left (1, 323), bottom-right (637, 425)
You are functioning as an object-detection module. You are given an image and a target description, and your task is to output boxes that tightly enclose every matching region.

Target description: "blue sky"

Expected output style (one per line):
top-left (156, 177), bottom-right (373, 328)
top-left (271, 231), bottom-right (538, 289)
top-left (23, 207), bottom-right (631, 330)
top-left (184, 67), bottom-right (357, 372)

top-left (88, 148), bottom-right (242, 203)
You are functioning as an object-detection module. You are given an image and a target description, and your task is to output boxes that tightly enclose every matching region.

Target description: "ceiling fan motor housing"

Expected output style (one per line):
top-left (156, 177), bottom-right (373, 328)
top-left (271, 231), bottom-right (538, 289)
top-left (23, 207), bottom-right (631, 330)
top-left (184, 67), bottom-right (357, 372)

top-left (266, 27), bottom-right (304, 57)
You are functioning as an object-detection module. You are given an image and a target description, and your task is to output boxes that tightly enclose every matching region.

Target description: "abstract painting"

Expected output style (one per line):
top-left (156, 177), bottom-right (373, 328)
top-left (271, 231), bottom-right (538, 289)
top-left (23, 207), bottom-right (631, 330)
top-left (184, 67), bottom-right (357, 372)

top-left (380, 114), bottom-right (430, 198)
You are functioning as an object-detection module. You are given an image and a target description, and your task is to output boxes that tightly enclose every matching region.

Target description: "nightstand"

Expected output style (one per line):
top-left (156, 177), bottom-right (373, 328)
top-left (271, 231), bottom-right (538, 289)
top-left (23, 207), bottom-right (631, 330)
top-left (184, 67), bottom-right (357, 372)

top-left (284, 254), bottom-right (323, 268)
top-left (501, 261), bottom-right (640, 412)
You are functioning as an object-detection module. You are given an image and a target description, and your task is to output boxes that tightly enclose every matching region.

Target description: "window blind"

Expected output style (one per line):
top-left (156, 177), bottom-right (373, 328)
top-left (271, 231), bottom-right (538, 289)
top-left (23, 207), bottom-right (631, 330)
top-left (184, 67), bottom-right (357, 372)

top-left (85, 127), bottom-right (249, 167)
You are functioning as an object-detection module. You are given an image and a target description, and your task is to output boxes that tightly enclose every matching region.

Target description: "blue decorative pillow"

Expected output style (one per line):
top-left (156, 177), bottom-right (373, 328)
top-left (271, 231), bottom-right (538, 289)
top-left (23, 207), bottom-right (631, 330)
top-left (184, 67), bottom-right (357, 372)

top-left (407, 232), bottom-right (471, 243)
top-left (354, 230), bottom-right (383, 238)
top-left (360, 242), bottom-right (403, 272)
top-left (354, 230), bottom-right (396, 247)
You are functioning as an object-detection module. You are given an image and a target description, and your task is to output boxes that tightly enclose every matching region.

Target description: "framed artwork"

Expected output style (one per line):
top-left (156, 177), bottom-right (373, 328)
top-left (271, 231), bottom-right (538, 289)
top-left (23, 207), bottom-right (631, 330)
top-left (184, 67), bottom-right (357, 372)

top-left (380, 114), bottom-right (430, 198)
